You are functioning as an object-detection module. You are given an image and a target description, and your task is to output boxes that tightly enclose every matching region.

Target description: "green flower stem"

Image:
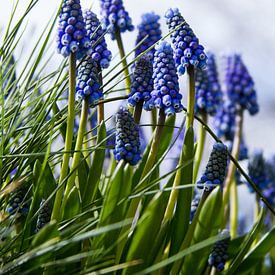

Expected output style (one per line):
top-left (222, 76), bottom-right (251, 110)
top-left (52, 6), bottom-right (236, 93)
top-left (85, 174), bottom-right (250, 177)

top-left (230, 179), bottom-right (238, 238)
top-left (193, 111), bottom-right (207, 183)
top-left (51, 53), bottom-right (76, 222)
top-left (98, 70), bottom-right (104, 123)
top-left (186, 65), bottom-right (196, 129)
top-left (61, 98), bottom-right (89, 216)
top-left (223, 109), bottom-right (243, 227)
top-left (115, 30), bottom-right (131, 95)
top-left (151, 108), bottom-right (157, 132)
top-left (133, 101), bottom-right (143, 124)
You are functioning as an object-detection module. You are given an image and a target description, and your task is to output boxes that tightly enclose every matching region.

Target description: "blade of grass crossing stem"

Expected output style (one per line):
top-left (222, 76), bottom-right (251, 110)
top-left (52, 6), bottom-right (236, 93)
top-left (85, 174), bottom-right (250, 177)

top-left (169, 126), bottom-right (194, 256)
top-left (235, 226), bottom-right (275, 273)
top-left (122, 189), bottom-right (172, 274)
top-left (226, 208), bottom-right (265, 275)
top-left (82, 121), bottom-right (106, 208)
top-left (180, 187), bottom-right (223, 275)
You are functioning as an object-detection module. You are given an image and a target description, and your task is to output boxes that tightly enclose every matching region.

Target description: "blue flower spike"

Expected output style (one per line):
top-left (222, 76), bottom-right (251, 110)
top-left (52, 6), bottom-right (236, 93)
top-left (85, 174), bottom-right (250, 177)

top-left (135, 12), bottom-right (162, 58)
top-left (114, 107), bottom-right (141, 165)
top-left (128, 55), bottom-right (153, 108)
top-left (84, 10), bottom-right (112, 69)
top-left (208, 229), bottom-right (231, 272)
top-left (195, 53), bottom-right (222, 116)
top-left (36, 199), bottom-right (52, 232)
top-left (76, 57), bottom-right (103, 105)
top-left (224, 54), bottom-right (259, 115)
top-left (197, 142), bottom-right (228, 191)
top-left (144, 41), bottom-right (184, 116)
top-left (99, 0), bottom-right (134, 40)
top-left (57, 0), bottom-right (91, 59)
top-left (165, 8), bottom-right (207, 75)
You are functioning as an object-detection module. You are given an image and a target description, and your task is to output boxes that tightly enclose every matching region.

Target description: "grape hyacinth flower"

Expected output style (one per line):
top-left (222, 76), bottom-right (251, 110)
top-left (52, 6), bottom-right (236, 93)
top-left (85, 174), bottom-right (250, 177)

top-left (36, 200), bottom-right (52, 232)
top-left (195, 53), bottom-right (222, 116)
top-left (76, 57), bottom-right (102, 105)
top-left (190, 192), bottom-right (201, 222)
top-left (84, 10), bottom-right (112, 69)
top-left (57, 0), bottom-right (91, 59)
top-left (223, 54), bottom-right (259, 115)
top-left (113, 107), bottom-right (141, 165)
top-left (99, 0), bottom-right (134, 40)
top-left (128, 55), bottom-right (153, 108)
top-left (247, 150), bottom-right (269, 192)
top-left (7, 185), bottom-right (30, 216)
top-left (165, 8), bottom-right (207, 74)
top-left (197, 143), bottom-right (228, 191)
top-left (135, 12), bottom-right (162, 58)
top-left (208, 229), bottom-right (230, 272)
top-left (144, 41), bottom-right (183, 116)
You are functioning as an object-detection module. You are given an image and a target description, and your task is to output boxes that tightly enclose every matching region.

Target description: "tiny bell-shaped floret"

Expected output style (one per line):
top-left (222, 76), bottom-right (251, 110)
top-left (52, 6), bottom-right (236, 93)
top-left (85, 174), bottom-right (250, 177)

top-left (223, 54), bottom-right (259, 115)
top-left (165, 8), bottom-right (207, 74)
top-left (99, 0), bottom-right (134, 40)
top-left (208, 229), bottom-right (230, 272)
top-left (36, 199), bottom-right (52, 232)
top-left (195, 53), bottom-right (222, 116)
top-left (84, 10), bottom-right (112, 69)
top-left (128, 55), bottom-right (153, 108)
top-left (197, 142), bottom-right (228, 191)
top-left (113, 107), bottom-right (141, 165)
top-left (57, 0), bottom-right (91, 59)
top-left (76, 57), bottom-right (103, 105)
top-left (144, 41), bottom-right (183, 116)
top-left (135, 12), bottom-right (162, 58)
top-left (247, 150), bottom-right (269, 192)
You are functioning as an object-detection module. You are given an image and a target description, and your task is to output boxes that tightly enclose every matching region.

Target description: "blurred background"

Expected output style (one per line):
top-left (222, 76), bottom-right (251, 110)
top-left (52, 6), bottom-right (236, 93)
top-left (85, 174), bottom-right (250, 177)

top-left (1, 0), bottom-right (274, 227)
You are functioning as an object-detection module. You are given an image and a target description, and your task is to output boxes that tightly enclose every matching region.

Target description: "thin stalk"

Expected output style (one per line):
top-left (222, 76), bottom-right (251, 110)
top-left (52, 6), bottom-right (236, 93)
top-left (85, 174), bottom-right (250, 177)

top-left (133, 101), bottom-right (143, 124)
top-left (223, 109), bottom-right (243, 227)
top-left (230, 180), bottom-right (238, 238)
top-left (98, 70), bottom-right (104, 123)
top-left (61, 98), bottom-right (89, 216)
top-left (51, 53), bottom-right (76, 222)
top-left (186, 65), bottom-right (196, 129)
top-left (151, 109), bottom-right (157, 132)
top-left (115, 30), bottom-right (131, 95)
top-left (193, 111), bottom-right (207, 182)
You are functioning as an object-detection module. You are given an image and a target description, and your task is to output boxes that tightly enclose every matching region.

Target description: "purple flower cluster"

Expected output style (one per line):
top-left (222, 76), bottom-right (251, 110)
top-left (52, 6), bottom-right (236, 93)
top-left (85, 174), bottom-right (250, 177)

top-left (197, 142), bottom-right (228, 191)
top-left (84, 10), bottom-right (112, 69)
top-left (128, 55), bottom-right (153, 107)
top-left (208, 229), bottom-right (230, 272)
top-left (190, 193), bottom-right (201, 222)
top-left (224, 54), bottom-right (259, 115)
top-left (36, 199), bottom-right (51, 232)
top-left (114, 107), bottom-right (141, 165)
top-left (195, 53), bottom-right (222, 116)
top-left (57, 0), bottom-right (90, 59)
top-left (99, 0), bottom-right (134, 40)
top-left (165, 8), bottom-right (207, 75)
top-left (144, 41), bottom-right (183, 116)
top-left (76, 57), bottom-right (102, 105)
top-left (247, 150), bottom-right (269, 192)
top-left (135, 12), bottom-right (162, 58)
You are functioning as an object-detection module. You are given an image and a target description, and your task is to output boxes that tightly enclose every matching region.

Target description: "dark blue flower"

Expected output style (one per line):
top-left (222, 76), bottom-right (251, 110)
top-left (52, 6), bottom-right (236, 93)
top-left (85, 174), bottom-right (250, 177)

top-left (36, 199), bottom-right (51, 232)
top-left (197, 142), bottom-right (228, 191)
top-left (7, 185), bottom-right (30, 216)
top-left (247, 150), bottom-right (269, 192)
top-left (76, 57), bottom-right (103, 105)
top-left (165, 8), bottom-right (207, 74)
top-left (84, 10), bottom-right (112, 69)
top-left (208, 229), bottom-right (230, 272)
top-left (99, 0), bottom-right (134, 40)
top-left (135, 12), bottom-right (162, 58)
top-left (128, 55), bottom-right (153, 108)
top-left (190, 192), bottom-right (201, 222)
top-left (223, 54), bottom-right (259, 115)
top-left (195, 53), bottom-right (222, 116)
top-left (113, 107), bottom-right (141, 165)
top-left (144, 41), bottom-right (183, 116)
top-left (57, 0), bottom-right (91, 59)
